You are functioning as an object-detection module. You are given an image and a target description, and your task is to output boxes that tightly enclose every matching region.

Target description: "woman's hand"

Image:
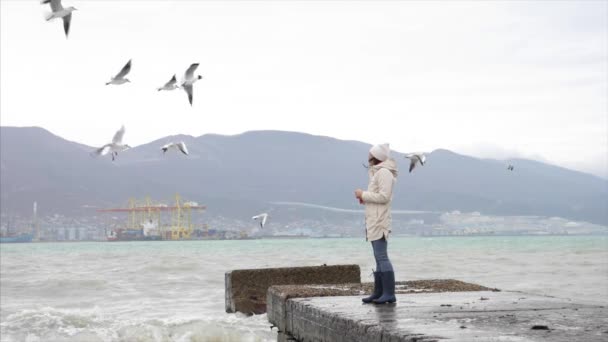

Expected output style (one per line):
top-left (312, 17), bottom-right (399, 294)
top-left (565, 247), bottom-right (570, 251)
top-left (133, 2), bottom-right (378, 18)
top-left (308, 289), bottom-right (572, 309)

top-left (355, 189), bottom-right (364, 203)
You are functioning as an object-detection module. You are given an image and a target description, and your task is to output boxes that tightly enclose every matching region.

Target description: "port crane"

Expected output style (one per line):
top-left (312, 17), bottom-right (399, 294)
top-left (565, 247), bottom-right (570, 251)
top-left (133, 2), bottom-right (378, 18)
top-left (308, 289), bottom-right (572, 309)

top-left (97, 194), bottom-right (206, 240)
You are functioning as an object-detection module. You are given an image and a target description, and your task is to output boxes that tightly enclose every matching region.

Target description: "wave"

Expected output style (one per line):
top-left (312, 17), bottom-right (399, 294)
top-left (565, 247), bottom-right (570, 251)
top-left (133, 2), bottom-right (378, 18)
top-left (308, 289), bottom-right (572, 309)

top-left (1, 307), bottom-right (275, 342)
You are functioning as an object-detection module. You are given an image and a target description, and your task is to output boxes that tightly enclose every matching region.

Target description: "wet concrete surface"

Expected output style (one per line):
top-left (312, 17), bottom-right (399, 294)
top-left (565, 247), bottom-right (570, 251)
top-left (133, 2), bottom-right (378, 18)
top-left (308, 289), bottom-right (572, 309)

top-left (270, 290), bottom-right (607, 342)
top-left (267, 280), bottom-right (498, 335)
top-left (269, 279), bottom-right (496, 303)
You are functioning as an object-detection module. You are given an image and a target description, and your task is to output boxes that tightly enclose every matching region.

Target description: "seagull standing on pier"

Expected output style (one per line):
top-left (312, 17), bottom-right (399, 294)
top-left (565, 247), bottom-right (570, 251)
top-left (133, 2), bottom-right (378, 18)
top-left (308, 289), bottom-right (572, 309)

top-left (92, 125), bottom-right (131, 161)
top-left (41, 0), bottom-right (76, 38)
top-left (252, 213), bottom-right (269, 229)
top-left (106, 60), bottom-right (132, 85)
top-left (157, 74), bottom-right (178, 91)
top-left (180, 63), bottom-right (203, 106)
top-left (405, 153), bottom-right (426, 173)
top-left (161, 141), bottom-right (189, 156)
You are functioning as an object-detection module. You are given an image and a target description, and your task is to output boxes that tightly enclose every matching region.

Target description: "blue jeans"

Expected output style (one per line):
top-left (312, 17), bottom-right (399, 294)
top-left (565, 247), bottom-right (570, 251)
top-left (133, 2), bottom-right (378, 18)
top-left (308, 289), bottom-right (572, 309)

top-left (371, 237), bottom-right (394, 272)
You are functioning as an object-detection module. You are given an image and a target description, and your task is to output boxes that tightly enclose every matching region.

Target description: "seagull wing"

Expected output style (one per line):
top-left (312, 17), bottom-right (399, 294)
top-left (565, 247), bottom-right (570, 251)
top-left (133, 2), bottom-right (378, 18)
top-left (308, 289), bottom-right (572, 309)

top-left (164, 74), bottom-right (177, 88)
top-left (49, 0), bottom-right (63, 12)
top-left (161, 143), bottom-right (173, 152)
top-left (409, 160), bottom-right (416, 173)
top-left (62, 13), bottom-right (71, 38)
top-left (261, 214), bottom-right (268, 227)
top-left (93, 144), bottom-right (112, 157)
top-left (183, 84), bottom-right (193, 105)
top-left (184, 63), bottom-right (199, 80)
top-left (115, 59), bottom-right (132, 79)
top-left (177, 142), bottom-right (189, 155)
top-left (112, 125), bottom-right (125, 144)
top-left (419, 154), bottom-right (426, 165)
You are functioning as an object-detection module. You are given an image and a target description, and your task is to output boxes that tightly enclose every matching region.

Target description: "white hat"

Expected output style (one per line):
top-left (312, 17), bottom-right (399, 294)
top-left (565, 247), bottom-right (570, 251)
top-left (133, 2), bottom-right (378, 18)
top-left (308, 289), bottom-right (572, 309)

top-left (370, 143), bottom-right (390, 162)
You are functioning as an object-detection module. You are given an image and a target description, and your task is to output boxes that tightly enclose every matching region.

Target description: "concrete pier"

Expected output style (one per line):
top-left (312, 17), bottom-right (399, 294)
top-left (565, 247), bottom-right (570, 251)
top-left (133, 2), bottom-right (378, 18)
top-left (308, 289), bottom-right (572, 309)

top-left (268, 283), bottom-right (607, 342)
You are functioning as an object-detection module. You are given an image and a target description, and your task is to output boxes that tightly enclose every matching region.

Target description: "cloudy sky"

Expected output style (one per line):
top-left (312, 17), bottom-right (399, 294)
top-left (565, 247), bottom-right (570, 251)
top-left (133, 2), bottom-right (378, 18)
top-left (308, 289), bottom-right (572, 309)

top-left (1, 1), bottom-right (606, 177)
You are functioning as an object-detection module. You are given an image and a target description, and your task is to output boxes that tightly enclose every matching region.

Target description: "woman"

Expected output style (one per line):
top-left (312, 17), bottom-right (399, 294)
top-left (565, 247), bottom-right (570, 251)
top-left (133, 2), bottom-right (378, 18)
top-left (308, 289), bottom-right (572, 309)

top-left (355, 143), bottom-right (398, 304)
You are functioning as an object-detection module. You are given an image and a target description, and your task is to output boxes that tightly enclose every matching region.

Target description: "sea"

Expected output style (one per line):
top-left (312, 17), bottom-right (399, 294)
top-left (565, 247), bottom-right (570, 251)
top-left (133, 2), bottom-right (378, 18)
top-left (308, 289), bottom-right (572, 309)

top-left (1, 236), bottom-right (607, 342)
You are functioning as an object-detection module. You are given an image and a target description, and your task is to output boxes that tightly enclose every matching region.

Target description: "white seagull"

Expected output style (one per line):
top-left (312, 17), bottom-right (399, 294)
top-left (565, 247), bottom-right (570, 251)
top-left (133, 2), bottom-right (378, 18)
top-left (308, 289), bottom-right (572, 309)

top-left (106, 60), bottom-right (132, 85)
top-left (252, 213), bottom-right (269, 229)
top-left (157, 74), bottom-right (178, 91)
top-left (41, 0), bottom-right (77, 38)
top-left (405, 153), bottom-right (426, 173)
top-left (92, 125), bottom-right (131, 161)
top-left (161, 141), bottom-right (189, 156)
top-left (180, 63), bottom-right (203, 106)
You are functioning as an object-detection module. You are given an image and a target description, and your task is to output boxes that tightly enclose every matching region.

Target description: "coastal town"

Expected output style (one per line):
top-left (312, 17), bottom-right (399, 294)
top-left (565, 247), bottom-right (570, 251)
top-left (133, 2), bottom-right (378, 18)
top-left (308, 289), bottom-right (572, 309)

top-left (2, 201), bottom-right (605, 243)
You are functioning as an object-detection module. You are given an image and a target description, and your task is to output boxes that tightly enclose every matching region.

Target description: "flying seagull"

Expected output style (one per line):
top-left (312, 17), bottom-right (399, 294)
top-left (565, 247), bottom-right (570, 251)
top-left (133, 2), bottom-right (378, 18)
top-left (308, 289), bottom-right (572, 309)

top-left (106, 60), bottom-right (132, 85)
top-left (507, 165), bottom-right (514, 171)
top-left (91, 125), bottom-right (131, 161)
top-left (41, 0), bottom-right (76, 38)
top-left (157, 74), bottom-right (178, 91)
top-left (180, 63), bottom-right (203, 106)
top-left (405, 153), bottom-right (426, 173)
top-left (161, 141), bottom-right (189, 155)
top-left (252, 213), bottom-right (269, 229)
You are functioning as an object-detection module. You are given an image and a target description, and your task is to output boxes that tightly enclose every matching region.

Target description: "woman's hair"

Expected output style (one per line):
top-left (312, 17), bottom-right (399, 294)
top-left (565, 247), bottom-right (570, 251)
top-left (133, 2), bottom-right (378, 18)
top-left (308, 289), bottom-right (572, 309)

top-left (368, 156), bottom-right (383, 166)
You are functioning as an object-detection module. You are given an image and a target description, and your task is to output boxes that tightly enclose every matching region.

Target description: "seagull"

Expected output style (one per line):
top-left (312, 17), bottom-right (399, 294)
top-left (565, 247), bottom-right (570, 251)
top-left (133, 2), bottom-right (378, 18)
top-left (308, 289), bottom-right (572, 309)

top-left (405, 153), bottom-right (426, 173)
top-left (106, 60), bottom-right (132, 85)
top-left (157, 74), bottom-right (178, 91)
top-left (41, 0), bottom-right (76, 38)
top-left (180, 63), bottom-right (203, 106)
top-left (91, 125), bottom-right (131, 161)
top-left (507, 165), bottom-right (514, 171)
top-left (161, 141), bottom-right (189, 156)
top-left (252, 213), bottom-right (269, 229)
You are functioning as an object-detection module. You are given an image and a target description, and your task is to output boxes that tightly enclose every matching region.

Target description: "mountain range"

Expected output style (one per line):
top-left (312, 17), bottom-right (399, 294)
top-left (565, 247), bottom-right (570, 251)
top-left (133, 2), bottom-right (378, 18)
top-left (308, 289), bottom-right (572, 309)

top-left (1, 126), bottom-right (606, 225)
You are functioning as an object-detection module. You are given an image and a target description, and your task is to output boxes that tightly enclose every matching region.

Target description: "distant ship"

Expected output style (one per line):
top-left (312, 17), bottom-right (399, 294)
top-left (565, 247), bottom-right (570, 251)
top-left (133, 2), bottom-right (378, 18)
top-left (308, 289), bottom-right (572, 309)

top-left (1, 214), bottom-right (34, 243)
top-left (106, 227), bottom-right (162, 242)
top-left (0, 233), bottom-right (33, 243)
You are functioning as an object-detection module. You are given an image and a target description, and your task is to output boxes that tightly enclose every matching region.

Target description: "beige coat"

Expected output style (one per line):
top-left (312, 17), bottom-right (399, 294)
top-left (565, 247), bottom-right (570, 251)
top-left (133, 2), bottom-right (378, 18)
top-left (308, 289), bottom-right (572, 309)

top-left (361, 158), bottom-right (398, 241)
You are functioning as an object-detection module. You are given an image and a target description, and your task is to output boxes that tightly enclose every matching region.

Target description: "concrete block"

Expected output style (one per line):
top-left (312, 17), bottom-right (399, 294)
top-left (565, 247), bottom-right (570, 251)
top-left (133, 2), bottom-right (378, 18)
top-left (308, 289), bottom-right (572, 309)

top-left (225, 264), bottom-right (360, 314)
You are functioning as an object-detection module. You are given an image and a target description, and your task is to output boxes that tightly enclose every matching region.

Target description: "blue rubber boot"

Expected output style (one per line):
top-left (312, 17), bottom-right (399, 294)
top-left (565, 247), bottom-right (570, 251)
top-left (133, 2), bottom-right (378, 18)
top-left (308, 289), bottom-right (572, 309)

top-left (373, 271), bottom-right (396, 304)
top-left (362, 272), bottom-right (382, 303)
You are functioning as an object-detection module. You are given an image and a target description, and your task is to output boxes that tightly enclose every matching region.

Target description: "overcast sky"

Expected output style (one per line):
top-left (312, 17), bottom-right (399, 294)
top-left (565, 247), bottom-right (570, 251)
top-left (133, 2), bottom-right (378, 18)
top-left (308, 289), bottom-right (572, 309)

top-left (1, 1), bottom-right (606, 177)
